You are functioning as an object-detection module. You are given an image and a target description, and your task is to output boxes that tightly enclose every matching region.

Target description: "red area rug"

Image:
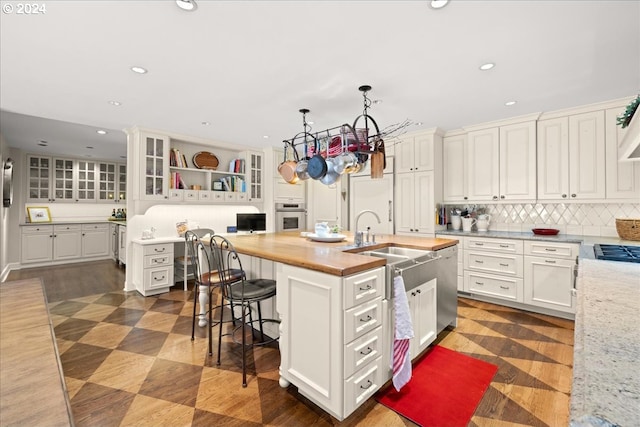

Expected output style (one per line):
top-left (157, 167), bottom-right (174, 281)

top-left (376, 345), bottom-right (498, 427)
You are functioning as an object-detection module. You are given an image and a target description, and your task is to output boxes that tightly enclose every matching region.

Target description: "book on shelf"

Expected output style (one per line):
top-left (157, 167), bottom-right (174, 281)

top-left (170, 148), bottom-right (188, 168)
top-left (227, 158), bottom-right (245, 174)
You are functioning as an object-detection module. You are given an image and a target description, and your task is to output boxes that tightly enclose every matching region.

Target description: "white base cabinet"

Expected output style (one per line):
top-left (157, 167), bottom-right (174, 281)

top-left (132, 242), bottom-right (174, 296)
top-left (523, 241), bottom-right (578, 314)
top-left (277, 265), bottom-right (385, 421)
top-left (21, 223), bottom-right (111, 266)
top-left (407, 278), bottom-right (437, 360)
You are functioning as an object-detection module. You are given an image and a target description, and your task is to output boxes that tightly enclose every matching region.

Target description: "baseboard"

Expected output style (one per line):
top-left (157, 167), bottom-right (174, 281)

top-left (0, 262), bottom-right (20, 282)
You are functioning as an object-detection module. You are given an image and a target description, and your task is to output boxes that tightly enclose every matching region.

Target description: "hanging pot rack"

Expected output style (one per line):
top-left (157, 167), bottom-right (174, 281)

top-left (281, 85), bottom-right (384, 164)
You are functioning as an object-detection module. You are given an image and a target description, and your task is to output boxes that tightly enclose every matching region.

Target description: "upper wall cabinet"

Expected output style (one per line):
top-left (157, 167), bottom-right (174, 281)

top-left (537, 111), bottom-right (605, 200)
top-left (605, 108), bottom-right (640, 200)
top-left (442, 133), bottom-right (468, 203)
top-left (27, 155), bottom-right (124, 203)
top-left (466, 121), bottom-right (537, 202)
top-left (140, 133), bottom-right (170, 200)
top-left (395, 132), bottom-right (435, 173)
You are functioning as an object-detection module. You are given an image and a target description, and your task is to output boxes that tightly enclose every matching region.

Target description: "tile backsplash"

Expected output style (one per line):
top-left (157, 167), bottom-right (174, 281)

top-left (445, 203), bottom-right (640, 237)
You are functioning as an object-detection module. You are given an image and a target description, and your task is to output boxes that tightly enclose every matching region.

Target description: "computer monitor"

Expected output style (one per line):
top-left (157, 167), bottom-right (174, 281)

top-left (236, 213), bottom-right (266, 233)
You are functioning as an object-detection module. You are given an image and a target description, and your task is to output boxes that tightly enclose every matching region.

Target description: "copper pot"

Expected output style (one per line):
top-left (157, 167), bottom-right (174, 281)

top-left (278, 144), bottom-right (299, 184)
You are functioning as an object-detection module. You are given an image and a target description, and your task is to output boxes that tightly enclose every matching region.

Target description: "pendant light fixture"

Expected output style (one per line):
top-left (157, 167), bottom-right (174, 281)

top-left (176, 0), bottom-right (197, 12)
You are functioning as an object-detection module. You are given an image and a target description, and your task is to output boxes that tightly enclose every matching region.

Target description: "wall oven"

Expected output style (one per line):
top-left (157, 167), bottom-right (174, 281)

top-left (275, 203), bottom-right (306, 232)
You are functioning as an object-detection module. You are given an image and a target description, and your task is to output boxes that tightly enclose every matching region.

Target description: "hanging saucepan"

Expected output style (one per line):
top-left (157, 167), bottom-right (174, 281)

top-left (294, 132), bottom-right (315, 181)
top-left (307, 136), bottom-right (328, 180)
top-left (278, 142), bottom-right (299, 184)
top-left (320, 156), bottom-right (341, 185)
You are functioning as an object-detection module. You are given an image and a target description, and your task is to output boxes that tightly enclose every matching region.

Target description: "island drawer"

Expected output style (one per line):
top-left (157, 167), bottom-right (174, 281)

top-left (344, 356), bottom-right (383, 417)
top-left (344, 297), bottom-right (382, 344)
top-left (344, 326), bottom-right (382, 378)
top-left (524, 241), bottom-right (579, 259)
top-left (143, 243), bottom-right (173, 256)
top-left (343, 267), bottom-right (384, 310)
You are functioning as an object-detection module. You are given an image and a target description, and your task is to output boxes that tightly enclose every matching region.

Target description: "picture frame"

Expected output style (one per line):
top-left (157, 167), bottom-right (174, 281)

top-left (27, 206), bottom-right (52, 223)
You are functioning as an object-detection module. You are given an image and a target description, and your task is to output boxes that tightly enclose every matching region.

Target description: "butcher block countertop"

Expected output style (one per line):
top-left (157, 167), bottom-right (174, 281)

top-left (223, 231), bottom-right (459, 276)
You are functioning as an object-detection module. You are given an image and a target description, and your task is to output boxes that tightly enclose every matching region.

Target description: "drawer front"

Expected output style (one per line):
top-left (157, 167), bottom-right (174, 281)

top-left (213, 192), bottom-right (224, 201)
top-left (144, 253), bottom-right (172, 268)
top-left (465, 237), bottom-right (523, 254)
top-left (224, 192), bottom-right (238, 202)
top-left (144, 267), bottom-right (173, 290)
top-left (168, 190), bottom-right (183, 201)
top-left (81, 223), bottom-right (108, 231)
top-left (524, 240), bottom-right (579, 260)
top-left (54, 224), bottom-right (82, 232)
top-left (465, 271), bottom-right (523, 302)
top-left (22, 225), bottom-right (54, 234)
top-left (343, 267), bottom-right (384, 309)
top-left (465, 251), bottom-right (523, 277)
top-left (344, 297), bottom-right (382, 344)
top-left (344, 326), bottom-right (383, 379)
top-left (198, 191), bottom-right (212, 201)
top-left (184, 190), bottom-right (198, 201)
top-left (344, 356), bottom-right (383, 417)
top-left (237, 193), bottom-right (248, 202)
top-left (143, 244), bottom-right (173, 256)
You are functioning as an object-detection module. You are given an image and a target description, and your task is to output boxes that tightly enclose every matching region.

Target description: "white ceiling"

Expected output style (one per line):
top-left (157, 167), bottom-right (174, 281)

top-left (1, 0), bottom-right (639, 161)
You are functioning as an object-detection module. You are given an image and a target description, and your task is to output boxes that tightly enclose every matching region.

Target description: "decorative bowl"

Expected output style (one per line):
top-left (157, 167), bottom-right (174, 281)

top-left (531, 228), bottom-right (560, 235)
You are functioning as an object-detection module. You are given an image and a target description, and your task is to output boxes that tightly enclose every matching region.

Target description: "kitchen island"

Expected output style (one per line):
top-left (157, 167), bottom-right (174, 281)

top-left (223, 231), bottom-right (458, 421)
top-left (570, 258), bottom-right (640, 426)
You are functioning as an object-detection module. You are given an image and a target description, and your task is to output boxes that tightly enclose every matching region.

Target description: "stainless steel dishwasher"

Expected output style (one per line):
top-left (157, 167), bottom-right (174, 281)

top-left (434, 245), bottom-right (458, 334)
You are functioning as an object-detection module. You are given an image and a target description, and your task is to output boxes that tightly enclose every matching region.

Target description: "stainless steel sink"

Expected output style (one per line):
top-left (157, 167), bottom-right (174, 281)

top-left (366, 246), bottom-right (430, 258)
top-left (360, 251), bottom-right (410, 264)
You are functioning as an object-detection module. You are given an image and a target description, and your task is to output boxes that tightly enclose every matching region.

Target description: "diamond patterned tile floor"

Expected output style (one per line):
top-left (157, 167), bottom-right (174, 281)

top-left (6, 261), bottom-right (574, 426)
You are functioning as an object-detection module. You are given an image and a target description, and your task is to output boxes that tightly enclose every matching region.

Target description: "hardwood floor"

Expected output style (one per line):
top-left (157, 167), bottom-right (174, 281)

top-left (5, 260), bottom-right (574, 426)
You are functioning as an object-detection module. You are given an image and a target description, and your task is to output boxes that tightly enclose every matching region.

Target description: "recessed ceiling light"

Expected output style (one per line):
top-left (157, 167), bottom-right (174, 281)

top-left (201, 121), bottom-right (210, 126)
top-left (373, 99), bottom-right (383, 105)
top-left (108, 100), bottom-right (122, 106)
top-left (263, 135), bottom-right (270, 139)
top-left (96, 130), bottom-right (107, 135)
top-left (130, 66), bottom-right (148, 74)
top-left (415, 122), bottom-right (424, 126)
top-left (479, 62), bottom-right (495, 71)
top-left (86, 146), bottom-right (94, 149)
top-left (505, 101), bottom-right (517, 106)
top-left (430, 0), bottom-right (449, 9)
top-left (176, 0), bottom-right (197, 11)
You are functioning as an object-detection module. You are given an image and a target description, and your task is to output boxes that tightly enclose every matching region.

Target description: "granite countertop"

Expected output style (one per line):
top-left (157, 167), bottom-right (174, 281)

top-left (21, 219), bottom-right (126, 226)
top-left (570, 258), bottom-right (640, 426)
top-left (437, 229), bottom-right (639, 246)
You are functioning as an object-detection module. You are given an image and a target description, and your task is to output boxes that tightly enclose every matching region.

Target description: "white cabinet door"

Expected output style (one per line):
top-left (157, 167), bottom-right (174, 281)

top-left (467, 128), bottom-right (500, 201)
top-left (395, 171), bottom-right (434, 236)
top-left (53, 227), bottom-right (81, 260)
top-left (605, 108), bottom-right (640, 200)
top-left (499, 122), bottom-right (537, 201)
top-left (394, 172), bottom-right (415, 234)
top-left (76, 160), bottom-right (97, 202)
top-left (524, 256), bottom-right (575, 313)
top-left (82, 224), bottom-right (110, 257)
top-left (442, 134), bottom-right (468, 203)
top-left (26, 155), bottom-right (52, 202)
top-left (52, 158), bottom-right (75, 202)
top-left (537, 117), bottom-right (570, 200)
top-left (245, 151), bottom-right (264, 202)
top-left (141, 133), bottom-right (170, 200)
top-left (21, 227), bottom-right (53, 263)
top-left (308, 179), bottom-right (341, 227)
top-left (349, 174), bottom-right (394, 235)
top-left (396, 133), bottom-right (434, 173)
top-left (407, 278), bottom-right (437, 359)
top-left (568, 111), bottom-right (606, 200)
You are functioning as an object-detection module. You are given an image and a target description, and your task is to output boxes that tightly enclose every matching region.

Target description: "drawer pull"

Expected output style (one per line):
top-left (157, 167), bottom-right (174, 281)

top-left (359, 284), bottom-right (373, 291)
top-left (500, 285), bottom-right (509, 290)
top-left (153, 258), bottom-right (166, 264)
top-left (475, 260), bottom-right (484, 264)
top-left (360, 346), bottom-right (374, 356)
top-left (359, 315), bottom-right (372, 323)
top-left (545, 260), bottom-right (556, 264)
top-left (154, 248), bottom-right (166, 253)
top-left (474, 242), bottom-right (484, 246)
top-left (545, 248), bottom-right (557, 252)
top-left (499, 263), bottom-right (509, 267)
top-left (475, 281), bottom-right (484, 285)
top-left (499, 244), bottom-right (509, 248)
top-left (154, 275), bottom-right (165, 281)
top-left (360, 380), bottom-right (373, 390)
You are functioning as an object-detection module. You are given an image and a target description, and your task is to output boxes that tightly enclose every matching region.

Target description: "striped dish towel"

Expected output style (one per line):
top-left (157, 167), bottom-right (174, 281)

top-left (392, 275), bottom-right (413, 391)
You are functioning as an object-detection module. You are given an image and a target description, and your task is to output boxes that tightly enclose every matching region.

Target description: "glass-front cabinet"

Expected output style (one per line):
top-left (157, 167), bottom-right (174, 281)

top-left (76, 160), bottom-right (97, 202)
top-left (246, 151), bottom-right (263, 202)
top-left (118, 164), bottom-right (127, 202)
top-left (27, 155), bottom-right (51, 202)
top-left (53, 158), bottom-right (75, 201)
top-left (142, 134), bottom-right (169, 200)
top-left (98, 162), bottom-right (126, 203)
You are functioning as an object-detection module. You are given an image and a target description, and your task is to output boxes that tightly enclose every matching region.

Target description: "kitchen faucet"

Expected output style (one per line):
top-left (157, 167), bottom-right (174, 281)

top-left (354, 210), bottom-right (381, 246)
